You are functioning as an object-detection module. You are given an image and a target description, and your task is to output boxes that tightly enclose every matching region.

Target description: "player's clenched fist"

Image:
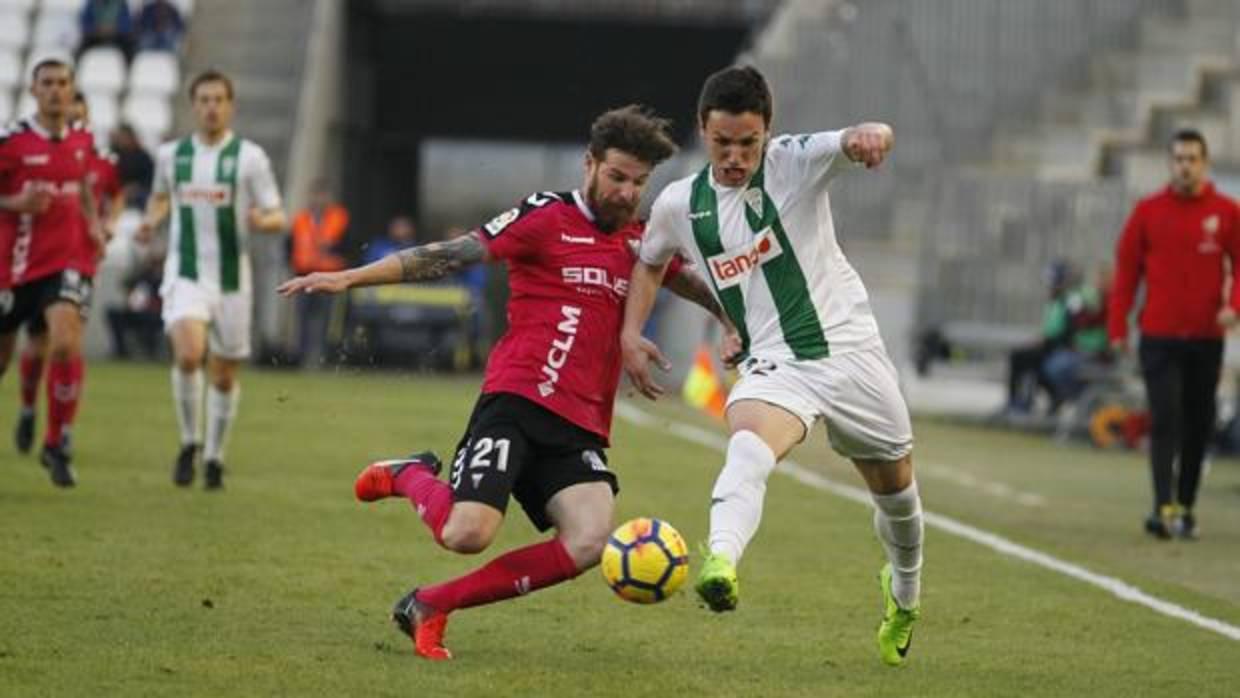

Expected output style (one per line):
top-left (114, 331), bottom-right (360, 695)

top-left (842, 123), bottom-right (893, 169)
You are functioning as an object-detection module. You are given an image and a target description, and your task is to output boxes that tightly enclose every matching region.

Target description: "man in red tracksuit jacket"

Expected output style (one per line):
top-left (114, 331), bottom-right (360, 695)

top-left (1109, 128), bottom-right (1240, 541)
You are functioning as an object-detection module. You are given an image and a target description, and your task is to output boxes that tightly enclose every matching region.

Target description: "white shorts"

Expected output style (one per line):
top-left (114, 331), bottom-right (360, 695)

top-left (160, 278), bottom-right (252, 360)
top-left (726, 346), bottom-right (913, 462)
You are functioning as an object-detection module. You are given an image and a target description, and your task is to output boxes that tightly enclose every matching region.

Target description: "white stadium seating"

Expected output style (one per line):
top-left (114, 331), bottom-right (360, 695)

top-left (0, 0), bottom-right (37, 13)
top-left (40, 0), bottom-right (83, 12)
top-left (129, 50), bottom-right (179, 96)
top-left (0, 89), bottom-right (14, 122)
top-left (0, 11), bottom-right (31, 51)
top-left (30, 8), bottom-right (78, 50)
top-left (78, 46), bottom-right (127, 94)
top-left (0, 48), bottom-right (21, 89)
top-left (124, 92), bottom-right (171, 138)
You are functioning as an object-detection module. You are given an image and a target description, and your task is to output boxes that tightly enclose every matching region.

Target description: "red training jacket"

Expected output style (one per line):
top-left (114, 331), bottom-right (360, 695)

top-left (1109, 181), bottom-right (1240, 342)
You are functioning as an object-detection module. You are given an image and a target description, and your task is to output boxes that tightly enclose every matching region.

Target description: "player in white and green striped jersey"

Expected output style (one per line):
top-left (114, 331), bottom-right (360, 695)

top-left (139, 70), bottom-right (287, 491)
top-left (621, 66), bottom-right (923, 666)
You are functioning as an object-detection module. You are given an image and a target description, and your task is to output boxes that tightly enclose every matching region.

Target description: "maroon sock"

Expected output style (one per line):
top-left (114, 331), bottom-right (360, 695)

top-left (19, 352), bottom-right (43, 410)
top-left (416, 537), bottom-right (580, 613)
top-left (45, 358), bottom-right (82, 448)
top-left (393, 466), bottom-right (453, 545)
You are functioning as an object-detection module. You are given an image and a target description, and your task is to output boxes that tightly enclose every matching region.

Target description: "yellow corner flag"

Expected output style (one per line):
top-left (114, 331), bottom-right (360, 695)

top-left (682, 345), bottom-right (727, 419)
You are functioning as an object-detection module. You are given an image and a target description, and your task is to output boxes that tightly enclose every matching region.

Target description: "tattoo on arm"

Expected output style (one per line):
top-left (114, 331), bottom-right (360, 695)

top-left (396, 231), bottom-right (487, 282)
top-left (665, 269), bottom-right (726, 322)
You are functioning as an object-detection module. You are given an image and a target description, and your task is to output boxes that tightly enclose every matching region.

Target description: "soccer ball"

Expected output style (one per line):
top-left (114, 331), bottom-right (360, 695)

top-left (600, 517), bottom-right (689, 604)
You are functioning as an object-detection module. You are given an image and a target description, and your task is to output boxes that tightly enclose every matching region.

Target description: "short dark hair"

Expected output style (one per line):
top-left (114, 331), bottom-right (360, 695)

top-left (588, 104), bottom-right (678, 167)
top-left (1170, 128), bottom-right (1208, 158)
top-left (31, 58), bottom-right (72, 82)
top-left (697, 65), bottom-right (772, 127)
top-left (188, 69), bottom-right (235, 101)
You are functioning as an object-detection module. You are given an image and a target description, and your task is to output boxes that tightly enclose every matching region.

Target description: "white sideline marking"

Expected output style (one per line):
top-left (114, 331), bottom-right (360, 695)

top-left (915, 462), bottom-right (1046, 507)
top-left (614, 402), bottom-right (1240, 642)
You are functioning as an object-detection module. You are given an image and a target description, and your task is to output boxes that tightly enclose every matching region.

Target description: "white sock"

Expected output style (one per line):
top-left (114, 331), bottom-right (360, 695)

top-left (171, 366), bottom-right (204, 446)
top-left (872, 480), bottom-right (924, 610)
top-left (204, 384), bottom-right (240, 463)
top-left (708, 430), bottom-right (778, 565)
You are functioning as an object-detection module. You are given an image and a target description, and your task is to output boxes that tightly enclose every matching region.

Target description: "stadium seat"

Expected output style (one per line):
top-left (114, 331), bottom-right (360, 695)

top-left (0, 89), bottom-right (14, 123)
top-left (78, 47), bottom-right (127, 95)
top-left (0, 0), bottom-right (37, 12)
top-left (129, 51), bottom-right (179, 96)
top-left (30, 10), bottom-right (79, 52)
top-left (0, 49), bottom-right (21, 90)
top-left (16, 90), bottom-right (33, 118)
top-left (40, 0), bottom-right (83, 12)
top-left (122, 92), bottom-right (171, 137)
top-left (85, 90), bottom-right (120, 131)
top-left (0, 11), bottom-right (30, 52)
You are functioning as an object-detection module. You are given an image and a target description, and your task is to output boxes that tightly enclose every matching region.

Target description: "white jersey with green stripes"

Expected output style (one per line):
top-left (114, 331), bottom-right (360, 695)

top-left (641, 130), bottom-right (881, 361)
top-left (153, 131), bottom-right (282, 296)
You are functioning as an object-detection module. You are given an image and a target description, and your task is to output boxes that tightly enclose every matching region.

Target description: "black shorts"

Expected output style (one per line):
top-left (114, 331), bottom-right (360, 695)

top-left (0, 270), bottom-right (93, 335)
top-left (448, 392), bottom-right (618, 532)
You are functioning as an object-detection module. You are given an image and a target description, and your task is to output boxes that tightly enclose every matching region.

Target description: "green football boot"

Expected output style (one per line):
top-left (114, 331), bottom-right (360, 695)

top-left (695, 547), bottom-right (739, 612)
top-left (876, 563), bottom-right (920, 666)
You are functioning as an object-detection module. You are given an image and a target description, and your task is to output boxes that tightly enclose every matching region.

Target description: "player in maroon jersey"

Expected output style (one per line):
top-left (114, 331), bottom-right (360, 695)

top-left (278, 105), bottom-right (730, 659)
top-left (13, 91), bottom-right (123, 458)
top-left (0, 60), bottom-right (104, 487)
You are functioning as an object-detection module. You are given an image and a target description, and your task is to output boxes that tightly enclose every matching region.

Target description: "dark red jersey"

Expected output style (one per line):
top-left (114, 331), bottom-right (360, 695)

top-left (1109, 182), bottom-right (1240, 341)
top-left (0, 118), bottom-right (94, 287)
top-left (477, 189), bottom-right (684, 443)
top-left (75, 146), bottom-right (120, 277)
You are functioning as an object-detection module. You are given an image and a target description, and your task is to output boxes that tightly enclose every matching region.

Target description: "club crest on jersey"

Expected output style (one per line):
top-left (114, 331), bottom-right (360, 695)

top-left (707, 227), bottom-right (783, 289)
top-left (1203, 214), bottom-right (1220, 234)
top-left (744, 187), bottom-right (764, 218)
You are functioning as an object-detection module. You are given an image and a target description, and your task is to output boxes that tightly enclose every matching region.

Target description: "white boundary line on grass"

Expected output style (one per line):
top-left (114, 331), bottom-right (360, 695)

top-left (614, 402), bottom-right (1240, 642)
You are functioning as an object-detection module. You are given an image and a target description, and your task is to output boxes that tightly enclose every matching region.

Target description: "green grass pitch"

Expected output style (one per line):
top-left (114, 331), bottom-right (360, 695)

top-left (2, 362), bottom-right (1238, 696)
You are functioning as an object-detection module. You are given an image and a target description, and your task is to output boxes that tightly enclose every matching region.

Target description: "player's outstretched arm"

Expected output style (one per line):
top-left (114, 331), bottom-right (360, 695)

top-left (621, 260), bottom-right (672, 400)
top-left (840, 122), bottom-right (894, 169)
top-left (277, 230), bottom-right (490, 296)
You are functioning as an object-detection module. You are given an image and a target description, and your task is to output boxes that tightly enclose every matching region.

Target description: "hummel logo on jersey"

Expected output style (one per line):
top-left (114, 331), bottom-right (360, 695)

top-left (688, 210), bottom-right (713, 220)
top-left (560, 233), bottom-right (595, 244)
top-left (707, 228), bottom-right (783, 289)
top-left (538, 305), bottom-right (582, 397)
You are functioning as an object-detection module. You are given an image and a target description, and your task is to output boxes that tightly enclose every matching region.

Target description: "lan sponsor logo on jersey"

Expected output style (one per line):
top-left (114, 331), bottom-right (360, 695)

top-left (177, 183), bottom-right (234, 207)
top-left (706, 228), bottom-right (783, 290)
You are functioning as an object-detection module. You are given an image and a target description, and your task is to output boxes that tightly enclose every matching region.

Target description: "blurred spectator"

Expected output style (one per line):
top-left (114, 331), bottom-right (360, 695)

top-left (1041, 263), bottom-right (1113, 404)
top-left (1002, 259), bottom-right (1078, 417)
top-left (290, 179), bottom-right (349, 366)
top-left (362, 215), bottom-right (417, 264)
top-left (135, 0), bottom-right (185, 53)
top-left (1109, 128), bottom-right (1240, 540)
top-left (110, 124), bottom-right (154, 208)
top-left (79, 0), bottom-right (135, 62)
top-left (106, 247), bottom-right (164, 360)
